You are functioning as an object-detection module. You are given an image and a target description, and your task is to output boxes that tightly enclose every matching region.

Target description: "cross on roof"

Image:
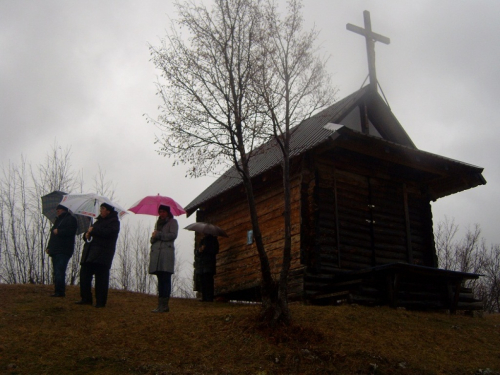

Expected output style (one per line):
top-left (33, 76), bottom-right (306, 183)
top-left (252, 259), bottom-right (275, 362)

top-left (347, 10), bottom-right (390, 92)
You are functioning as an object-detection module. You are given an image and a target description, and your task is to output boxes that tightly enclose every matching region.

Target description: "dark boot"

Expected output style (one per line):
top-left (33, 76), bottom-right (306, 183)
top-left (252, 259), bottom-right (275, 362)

top-left (151, 297), bottom-right (162, 313)
top-left (152, 297), bottom-right (170, 313)
top-left (75, 299), bottom-right (92, 305)
top-left (160, 297), bottom-right (170, 313)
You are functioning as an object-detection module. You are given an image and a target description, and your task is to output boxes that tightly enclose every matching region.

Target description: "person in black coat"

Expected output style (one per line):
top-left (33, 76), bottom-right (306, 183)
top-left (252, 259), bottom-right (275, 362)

top-left (46, 204), bottom-right (78, 297)
top-left (196, 234), bottom-right (219, 302)
top-left (76, 203), bottom-right (120, 308)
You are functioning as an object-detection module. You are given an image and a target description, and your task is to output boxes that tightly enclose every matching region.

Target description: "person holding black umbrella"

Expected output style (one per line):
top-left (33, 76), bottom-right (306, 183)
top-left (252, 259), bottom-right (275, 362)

top-left (195, 234), bottom-right (219, 302)
top-left (45, 204), bottom-right (78, 297)
top-left (186, 222), bottom-right (226, 302)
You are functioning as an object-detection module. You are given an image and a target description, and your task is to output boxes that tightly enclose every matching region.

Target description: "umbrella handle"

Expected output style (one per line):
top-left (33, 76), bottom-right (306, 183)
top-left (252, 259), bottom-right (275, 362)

top-left (85, 217), bottom-right (94, 243)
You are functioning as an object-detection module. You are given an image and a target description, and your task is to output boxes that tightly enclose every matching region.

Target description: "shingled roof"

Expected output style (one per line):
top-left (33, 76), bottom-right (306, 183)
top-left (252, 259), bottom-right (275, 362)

top-left (184, 87), bottom-right (364, 214)
top-left (184, 87), bottom-right (485, 215)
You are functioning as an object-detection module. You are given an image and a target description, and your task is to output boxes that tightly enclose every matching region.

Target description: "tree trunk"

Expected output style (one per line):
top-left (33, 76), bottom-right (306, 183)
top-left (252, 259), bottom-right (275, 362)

top-left (240, 163), bottom-right (290, 326)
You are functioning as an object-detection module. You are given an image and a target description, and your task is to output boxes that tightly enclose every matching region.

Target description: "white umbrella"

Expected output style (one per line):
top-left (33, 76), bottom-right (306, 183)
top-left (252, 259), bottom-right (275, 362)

top-left (59, 193), bottom-right (128, 220)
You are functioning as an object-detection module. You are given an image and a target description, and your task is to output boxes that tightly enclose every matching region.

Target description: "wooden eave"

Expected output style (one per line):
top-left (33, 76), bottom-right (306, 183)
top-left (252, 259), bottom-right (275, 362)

top-left (322, 127), bottom-right (486, 200)
top-left (338, 262), bottom-right (481, 281)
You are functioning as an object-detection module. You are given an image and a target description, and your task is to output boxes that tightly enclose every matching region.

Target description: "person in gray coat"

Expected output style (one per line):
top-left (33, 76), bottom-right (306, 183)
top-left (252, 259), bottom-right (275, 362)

top-left (149, 204), bottom-right (178, 312)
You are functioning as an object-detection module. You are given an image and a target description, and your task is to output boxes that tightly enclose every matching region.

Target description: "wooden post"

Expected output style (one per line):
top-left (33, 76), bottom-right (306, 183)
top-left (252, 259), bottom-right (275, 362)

top-left (368, 177), bottom-right (376, 266)
top-left (403, 184), bottom-right (414, 264)
top-left (360, 103), bottom-right (370, 135)
top-left (450, 279), bottom-right (462, 315)
top-left (333, 167), bottom-right (341, 267)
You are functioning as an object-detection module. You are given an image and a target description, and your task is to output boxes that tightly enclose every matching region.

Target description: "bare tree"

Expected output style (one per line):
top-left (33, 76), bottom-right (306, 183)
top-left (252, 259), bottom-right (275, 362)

top-left (456, 225), bottom-right (487, 275)
top-left (149, 0), bottom-right (334, 325)
top-left (480, 245), bottom-right (500, 312)
top-left (254, 0), bottom-right (336, 322)
top-left (435, 216), bottom-right (460, 270)
top-left (0, 158), bottom-right (43, 284)
top-left (93, 165), bottom-right (116, 200)
top-left (115, 223), bottom-right (134, 290)
top-left (0, 144), bottom-right (77, 285)
top-left (434, 218), bottom-right (500, 312)
top-left (436, 218), bottom-right (486, 276)
top-left (171, 245), bottom-right (196, 298)
top-left (68, 239), bottom-right (84, 285)
top-left (0, 160), bottom-right (23, 283)
top-left (36, 141), bottom-right (77, 193)
top-left (130, 223), bottom-right (153, 294)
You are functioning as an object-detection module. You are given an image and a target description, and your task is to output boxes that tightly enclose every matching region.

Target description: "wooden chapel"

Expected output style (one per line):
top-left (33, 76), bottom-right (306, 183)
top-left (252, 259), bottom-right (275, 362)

top-left (185, 11), bottom-right (486, 312)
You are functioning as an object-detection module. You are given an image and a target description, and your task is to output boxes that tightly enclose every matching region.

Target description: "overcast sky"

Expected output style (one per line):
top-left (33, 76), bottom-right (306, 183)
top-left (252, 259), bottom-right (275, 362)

top-left (2, 1), bottom-right (500, 271)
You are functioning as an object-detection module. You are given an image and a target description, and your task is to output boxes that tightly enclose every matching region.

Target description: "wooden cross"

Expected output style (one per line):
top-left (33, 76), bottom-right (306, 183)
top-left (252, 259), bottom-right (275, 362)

top-left (347, 10), bottom-right (390, 91)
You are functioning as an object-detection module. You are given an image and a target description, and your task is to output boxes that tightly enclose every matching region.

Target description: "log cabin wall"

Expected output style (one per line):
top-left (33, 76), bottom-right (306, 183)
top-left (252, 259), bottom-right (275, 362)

top-left (193, 146), bottom-right (437, 302)
top-left (308, 148), bottom-right (436, 275)
top-left (197, 166), bottom-right (305, 301)
top-left (406, 185), bottom-right (437, 267)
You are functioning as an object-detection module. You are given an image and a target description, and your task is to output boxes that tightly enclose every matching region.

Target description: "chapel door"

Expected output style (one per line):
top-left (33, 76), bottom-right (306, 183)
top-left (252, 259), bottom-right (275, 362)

top-left (367, 177), bottom-right (408, 266)
top-left (335, 170), bottom-right (408, 270)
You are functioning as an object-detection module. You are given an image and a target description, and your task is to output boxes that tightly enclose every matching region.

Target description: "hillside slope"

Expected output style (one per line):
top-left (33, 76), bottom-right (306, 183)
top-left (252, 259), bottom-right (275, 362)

top-left (1, 284), bottom-right (499, 374)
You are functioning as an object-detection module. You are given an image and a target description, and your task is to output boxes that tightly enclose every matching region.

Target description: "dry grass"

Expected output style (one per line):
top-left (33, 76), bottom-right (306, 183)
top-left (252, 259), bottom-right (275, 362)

top-left (1, 284), bottom-right (499, 374)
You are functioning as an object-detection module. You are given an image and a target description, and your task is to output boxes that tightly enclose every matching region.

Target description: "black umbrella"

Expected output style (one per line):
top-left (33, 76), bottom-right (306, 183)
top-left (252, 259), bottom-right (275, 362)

top-left (41, 191), bottom-right (91, 235)
top-left (184, 222), bottom-right (228, 237)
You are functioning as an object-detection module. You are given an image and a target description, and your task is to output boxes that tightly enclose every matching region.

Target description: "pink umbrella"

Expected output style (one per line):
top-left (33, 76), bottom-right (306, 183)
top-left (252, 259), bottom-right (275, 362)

top-left (128, 194), bottom-right (186, 216)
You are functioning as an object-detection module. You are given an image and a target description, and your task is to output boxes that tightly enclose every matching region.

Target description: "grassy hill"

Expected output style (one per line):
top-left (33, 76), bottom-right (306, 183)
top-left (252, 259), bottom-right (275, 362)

top-left (1, 284), bottom-right (499, 374)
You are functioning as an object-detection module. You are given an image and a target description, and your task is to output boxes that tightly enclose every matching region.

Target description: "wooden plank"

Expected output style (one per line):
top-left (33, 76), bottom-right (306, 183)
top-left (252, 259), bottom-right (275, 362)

top-left (450, 279), bottom-right (462, 314)
top-left (403, 183), bottom-right (414, 263)
top-left (332, 167), bottom-right (341, 267)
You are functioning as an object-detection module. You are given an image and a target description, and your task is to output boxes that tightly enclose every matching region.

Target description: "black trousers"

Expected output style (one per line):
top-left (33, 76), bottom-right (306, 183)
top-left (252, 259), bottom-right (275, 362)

top-left (201, 272), bottom-right (215, 302)
top-left (156, 272), bottom-right (172, 298)
top-left (80, 262), bottom-right (110, 306)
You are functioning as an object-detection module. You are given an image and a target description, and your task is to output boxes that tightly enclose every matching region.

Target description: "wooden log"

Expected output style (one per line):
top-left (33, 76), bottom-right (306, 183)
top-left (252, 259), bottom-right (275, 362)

top-left (307, 291), bottom-right (350, 300)
top-left (337, 259), bottom-right (373, 271)
top-left (456, 301), bottom-right (484, 310)
top-left (396, 300), bottom-right (447, 309)
top-left (375, 254), bottom-right (408, 264)
top-left (348, 294), bottom-right (383, 305)
top-left (316, 264), bottom-right (343, 273)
